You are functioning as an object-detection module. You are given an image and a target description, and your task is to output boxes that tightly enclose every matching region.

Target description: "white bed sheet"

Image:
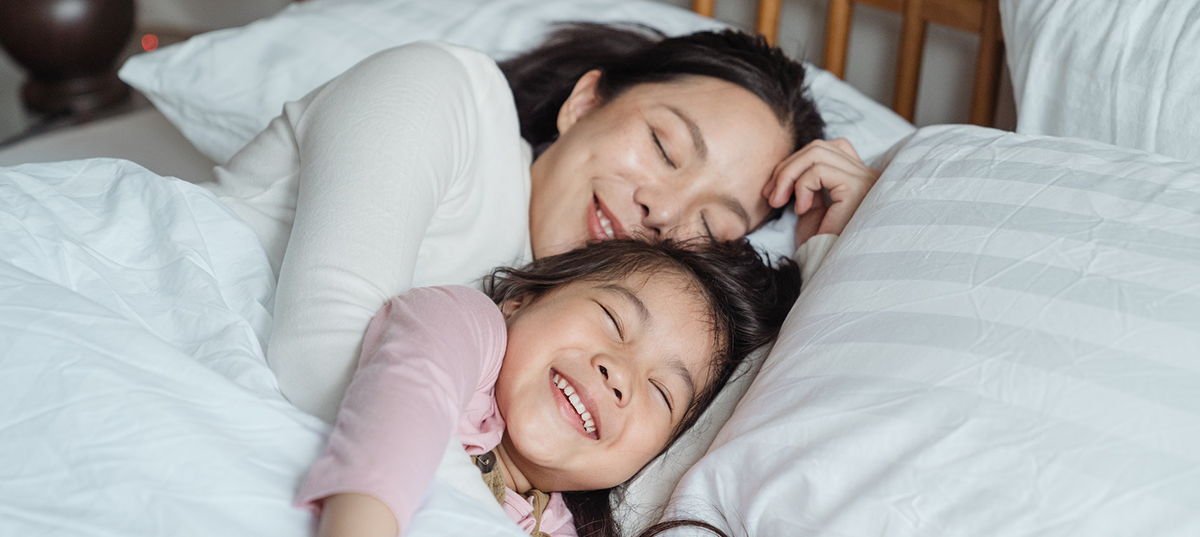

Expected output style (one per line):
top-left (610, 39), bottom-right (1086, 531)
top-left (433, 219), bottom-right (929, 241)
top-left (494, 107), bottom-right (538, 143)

top-left (0, 159), bottom-right (525, 537)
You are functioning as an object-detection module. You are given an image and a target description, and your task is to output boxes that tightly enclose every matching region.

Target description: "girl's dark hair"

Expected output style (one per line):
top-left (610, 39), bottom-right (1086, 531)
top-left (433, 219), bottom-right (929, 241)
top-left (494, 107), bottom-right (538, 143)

top-left (499, 23), bottom-right (826, 224)
top-left (483, 238), bottom-right (801, 537)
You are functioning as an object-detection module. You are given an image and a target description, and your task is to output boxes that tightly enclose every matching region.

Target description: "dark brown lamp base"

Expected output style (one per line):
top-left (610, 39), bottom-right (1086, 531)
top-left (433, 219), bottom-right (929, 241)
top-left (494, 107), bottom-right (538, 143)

top-left (0, 0), bottom-right (136, 116)
top-left (21, 71), bottom-right (130, 116)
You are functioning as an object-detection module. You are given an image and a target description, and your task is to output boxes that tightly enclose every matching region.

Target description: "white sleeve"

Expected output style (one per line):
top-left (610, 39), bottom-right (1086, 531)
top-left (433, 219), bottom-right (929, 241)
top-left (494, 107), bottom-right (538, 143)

top-left (237, 44), bottom-right (493, 421)
top-left (792, 233), bottom-right (838, 285)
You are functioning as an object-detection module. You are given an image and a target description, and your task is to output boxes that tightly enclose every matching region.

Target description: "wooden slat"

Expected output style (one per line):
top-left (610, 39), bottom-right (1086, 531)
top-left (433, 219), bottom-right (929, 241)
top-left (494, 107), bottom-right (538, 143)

top-left (855, 0), bottom-right (904, 11)
top-left (823, 0), bottom-right (854, 79)
top-left (893, 0), bottom-right (927, 122)
top-left (921, 0), bottom-right (984, 32)
top-left (692, 0), bottom-right (716, 18)
top-left (969, 0), bottom-right (1003, 125)
top-left (756, 0), bottom-right (782, 44)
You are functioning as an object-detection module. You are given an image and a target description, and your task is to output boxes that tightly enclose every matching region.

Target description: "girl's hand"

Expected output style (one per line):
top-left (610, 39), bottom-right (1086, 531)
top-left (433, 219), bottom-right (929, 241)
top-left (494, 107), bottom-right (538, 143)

top-left (762, 138), bottom-right (881, 245)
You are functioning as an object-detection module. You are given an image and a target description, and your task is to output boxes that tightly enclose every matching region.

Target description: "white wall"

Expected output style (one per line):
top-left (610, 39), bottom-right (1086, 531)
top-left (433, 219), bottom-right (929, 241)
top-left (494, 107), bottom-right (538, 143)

top-left (1, 0), bottom-right (1010, 143)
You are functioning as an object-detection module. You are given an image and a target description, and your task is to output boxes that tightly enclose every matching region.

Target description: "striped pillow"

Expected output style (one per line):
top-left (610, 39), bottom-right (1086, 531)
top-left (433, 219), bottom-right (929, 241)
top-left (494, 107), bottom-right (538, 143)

top-left (668, 125), bottom-right (1200, 535)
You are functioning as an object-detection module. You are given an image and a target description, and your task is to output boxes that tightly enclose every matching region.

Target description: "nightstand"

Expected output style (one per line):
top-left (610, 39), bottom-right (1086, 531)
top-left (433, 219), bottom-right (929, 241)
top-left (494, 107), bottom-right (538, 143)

top-left (0, 0), bottom-right (135, 145)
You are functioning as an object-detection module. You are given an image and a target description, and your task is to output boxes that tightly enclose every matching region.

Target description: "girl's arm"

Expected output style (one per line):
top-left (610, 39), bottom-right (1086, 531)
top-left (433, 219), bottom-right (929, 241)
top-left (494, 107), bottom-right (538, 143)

top-left (316, 494), bottom-right (397, 537)
top-left (298, 286), bottom-right (508, 537)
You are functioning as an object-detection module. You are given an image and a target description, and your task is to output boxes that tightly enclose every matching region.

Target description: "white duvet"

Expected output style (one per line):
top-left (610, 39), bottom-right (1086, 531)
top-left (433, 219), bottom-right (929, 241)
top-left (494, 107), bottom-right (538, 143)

top-left (0, 160), bottom-right (523, 537)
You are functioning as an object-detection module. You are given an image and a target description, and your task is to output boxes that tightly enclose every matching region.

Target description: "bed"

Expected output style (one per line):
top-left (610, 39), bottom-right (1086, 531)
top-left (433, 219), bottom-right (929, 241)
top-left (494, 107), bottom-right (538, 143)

top-left (1, 0), bottom-right (1198, 536)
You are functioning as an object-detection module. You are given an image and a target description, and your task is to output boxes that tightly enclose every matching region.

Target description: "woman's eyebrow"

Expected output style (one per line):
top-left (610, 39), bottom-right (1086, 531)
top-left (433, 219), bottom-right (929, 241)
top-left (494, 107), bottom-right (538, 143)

top-left (665, 105), bottom-right (707, 162)
top-left (598, 284), bottom-right (651, 328)
top-left (720, 196), bottom-right (752, 232)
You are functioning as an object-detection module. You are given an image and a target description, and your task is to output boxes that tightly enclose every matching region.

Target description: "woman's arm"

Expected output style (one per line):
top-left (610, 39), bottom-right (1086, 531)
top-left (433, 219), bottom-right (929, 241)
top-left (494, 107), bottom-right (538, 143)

top-left (251, 44), bottom-right (501, 422)
top-left (297, 286), bottom-right (507, 536)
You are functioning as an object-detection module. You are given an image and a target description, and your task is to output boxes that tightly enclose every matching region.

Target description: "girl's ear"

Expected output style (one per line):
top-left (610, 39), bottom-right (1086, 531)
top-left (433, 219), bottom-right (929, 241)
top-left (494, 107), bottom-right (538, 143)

top-left (499, 294), bottom-right (530, 320)
top-left (556, 69), bottom-right (603, 136)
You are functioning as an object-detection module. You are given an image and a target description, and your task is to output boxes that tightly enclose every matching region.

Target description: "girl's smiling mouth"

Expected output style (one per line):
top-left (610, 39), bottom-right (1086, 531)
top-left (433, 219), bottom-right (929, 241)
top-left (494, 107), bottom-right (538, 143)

top-left (550, 369), bottom-right (600, 440)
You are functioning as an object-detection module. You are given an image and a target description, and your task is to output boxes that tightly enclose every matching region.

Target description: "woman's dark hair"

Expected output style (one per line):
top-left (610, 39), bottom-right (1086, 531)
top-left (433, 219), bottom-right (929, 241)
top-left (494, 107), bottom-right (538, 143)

top-left (500, 23), bottom-right (826, 224)
top-left (483, 238), bottom-right (801, 537)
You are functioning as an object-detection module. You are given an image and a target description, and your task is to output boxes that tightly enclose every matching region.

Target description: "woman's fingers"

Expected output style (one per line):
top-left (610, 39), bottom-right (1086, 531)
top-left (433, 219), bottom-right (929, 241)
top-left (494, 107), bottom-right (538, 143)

top-left (793, 189), bottom-right (827, 248)
top-left (827, 137), bottom-right (860, 159)
top-left (765, 138), bottom-right (872, 209)
top-left (788, 163), bottom-right (870, 235)
top-left (764, 138), bottom-right (880, 237)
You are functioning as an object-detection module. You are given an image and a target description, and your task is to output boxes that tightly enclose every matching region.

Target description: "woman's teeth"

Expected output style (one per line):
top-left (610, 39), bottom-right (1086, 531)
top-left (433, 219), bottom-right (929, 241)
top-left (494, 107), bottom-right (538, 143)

top-left (596, 208), bottom-right (614, 239)
top-left (554, 373), bottom-right (596, 434)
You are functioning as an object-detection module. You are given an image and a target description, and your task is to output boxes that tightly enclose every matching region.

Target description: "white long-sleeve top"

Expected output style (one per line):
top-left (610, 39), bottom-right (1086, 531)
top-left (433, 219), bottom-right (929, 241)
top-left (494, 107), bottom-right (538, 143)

top-left (206, 42), bottom-right (533, 422)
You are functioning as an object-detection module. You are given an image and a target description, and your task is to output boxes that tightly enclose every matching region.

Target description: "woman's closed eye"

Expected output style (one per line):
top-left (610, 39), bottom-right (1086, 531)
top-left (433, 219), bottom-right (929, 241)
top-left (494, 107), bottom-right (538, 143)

top-left (700, 212), bottom-right (715, 240)
top-left (649, 126), bottom-right (677, 169)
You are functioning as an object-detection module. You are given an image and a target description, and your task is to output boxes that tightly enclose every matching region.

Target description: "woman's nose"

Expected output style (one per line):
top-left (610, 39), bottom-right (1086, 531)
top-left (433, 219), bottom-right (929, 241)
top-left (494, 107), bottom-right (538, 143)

top-left (633, 185), bottom-right (682, 237)
top-left (597, 360), bottom-right (632, 408)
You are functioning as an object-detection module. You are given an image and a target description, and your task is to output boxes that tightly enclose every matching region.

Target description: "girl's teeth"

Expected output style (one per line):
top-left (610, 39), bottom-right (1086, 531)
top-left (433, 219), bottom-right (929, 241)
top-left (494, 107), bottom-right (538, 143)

top-left (554, 372), bottom-right (596, 436)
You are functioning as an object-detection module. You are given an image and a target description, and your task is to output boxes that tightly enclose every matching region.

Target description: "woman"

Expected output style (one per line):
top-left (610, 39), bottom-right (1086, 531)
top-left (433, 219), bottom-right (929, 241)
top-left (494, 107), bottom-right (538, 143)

top-left (206, 24), bottom-right (879, 422)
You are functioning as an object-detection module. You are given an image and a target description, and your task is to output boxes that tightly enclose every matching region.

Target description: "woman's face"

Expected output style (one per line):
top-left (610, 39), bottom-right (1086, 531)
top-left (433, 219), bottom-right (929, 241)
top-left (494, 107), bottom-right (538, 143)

top-left (528, 72), bottom-right (794, 258)
top-left (494, 271), bottom-right (715, 492)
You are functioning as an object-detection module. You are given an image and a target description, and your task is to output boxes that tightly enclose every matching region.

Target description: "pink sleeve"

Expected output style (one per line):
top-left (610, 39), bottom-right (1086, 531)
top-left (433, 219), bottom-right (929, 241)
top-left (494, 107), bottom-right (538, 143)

top-left (295, 285), bottom-right (506, 533)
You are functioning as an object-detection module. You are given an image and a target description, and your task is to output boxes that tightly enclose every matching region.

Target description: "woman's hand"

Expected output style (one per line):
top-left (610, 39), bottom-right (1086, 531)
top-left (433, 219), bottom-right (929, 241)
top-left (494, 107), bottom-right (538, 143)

top-left (762, 138), bottom-right (881, 247)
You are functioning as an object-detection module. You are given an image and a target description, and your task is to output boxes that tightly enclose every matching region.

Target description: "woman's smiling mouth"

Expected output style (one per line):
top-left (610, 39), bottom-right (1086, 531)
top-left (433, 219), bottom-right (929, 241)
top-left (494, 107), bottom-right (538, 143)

top-left (551, 370), bottom-right (600, 439)
top-left (587, 195), bottom-right (626, 241)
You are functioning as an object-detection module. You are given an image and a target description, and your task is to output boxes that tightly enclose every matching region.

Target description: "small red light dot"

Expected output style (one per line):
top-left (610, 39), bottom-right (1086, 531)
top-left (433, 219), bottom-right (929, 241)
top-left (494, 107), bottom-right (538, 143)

top-left (142, 34), bottom-right (159, 52)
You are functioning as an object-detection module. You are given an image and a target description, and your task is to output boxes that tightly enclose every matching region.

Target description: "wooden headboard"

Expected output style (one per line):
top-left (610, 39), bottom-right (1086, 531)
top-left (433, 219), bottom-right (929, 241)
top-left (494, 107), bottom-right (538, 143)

top-left (693, 0), bottom-right (1005, 127)
top-left (291, 0), bottom-right (1004, 126)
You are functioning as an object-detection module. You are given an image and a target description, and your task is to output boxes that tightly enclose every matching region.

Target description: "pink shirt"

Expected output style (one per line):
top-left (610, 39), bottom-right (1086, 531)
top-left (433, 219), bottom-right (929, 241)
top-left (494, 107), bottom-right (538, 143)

top-left (296, 286), bottom-right (576, 536)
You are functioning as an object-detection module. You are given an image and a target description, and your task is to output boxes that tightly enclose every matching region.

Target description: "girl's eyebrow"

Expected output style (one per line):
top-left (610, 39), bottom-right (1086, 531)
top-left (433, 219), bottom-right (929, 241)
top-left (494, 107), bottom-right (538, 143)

top-left (667, 357), bottom-right (697, 407)
top-left (598, 284), bottom-right (651, 328)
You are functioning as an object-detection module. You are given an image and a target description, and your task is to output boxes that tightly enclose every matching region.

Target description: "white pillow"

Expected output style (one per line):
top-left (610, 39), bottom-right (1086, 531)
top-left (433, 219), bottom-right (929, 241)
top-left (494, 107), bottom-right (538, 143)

top-left (119, 0), bottom-right (911, 167)
top-left (668, 125), bottom-right (1200, 535)
top-left (1001, 0), bottom-right (1200, 163)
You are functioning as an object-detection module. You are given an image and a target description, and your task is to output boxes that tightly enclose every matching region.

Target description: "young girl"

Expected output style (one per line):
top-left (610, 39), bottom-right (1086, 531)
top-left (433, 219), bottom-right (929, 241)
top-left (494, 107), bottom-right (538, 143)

top-left (297, 238), bottom-right (805, 537)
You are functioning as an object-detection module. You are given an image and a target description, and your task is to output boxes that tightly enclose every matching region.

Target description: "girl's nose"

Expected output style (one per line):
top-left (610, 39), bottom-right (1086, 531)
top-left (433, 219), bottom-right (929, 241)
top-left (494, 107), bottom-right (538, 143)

top-left (597, 360), bottom-right (631, 408)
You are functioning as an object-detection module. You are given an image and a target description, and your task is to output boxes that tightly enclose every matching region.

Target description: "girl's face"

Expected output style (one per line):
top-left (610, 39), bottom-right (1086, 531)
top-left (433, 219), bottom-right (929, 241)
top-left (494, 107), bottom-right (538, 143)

top-left (494, 271), bottom-right (716, 492)
top-left (528, 72), bottom-right (793, 258)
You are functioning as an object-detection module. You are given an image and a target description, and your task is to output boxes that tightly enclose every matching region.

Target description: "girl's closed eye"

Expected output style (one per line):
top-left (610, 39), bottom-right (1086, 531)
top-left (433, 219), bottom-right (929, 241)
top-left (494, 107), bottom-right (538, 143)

top-left (652, 379), bottom-right (673, 411)
top-left (598, 301), bottom-right (624, 341)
